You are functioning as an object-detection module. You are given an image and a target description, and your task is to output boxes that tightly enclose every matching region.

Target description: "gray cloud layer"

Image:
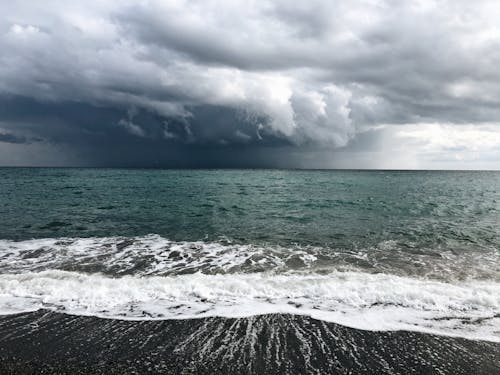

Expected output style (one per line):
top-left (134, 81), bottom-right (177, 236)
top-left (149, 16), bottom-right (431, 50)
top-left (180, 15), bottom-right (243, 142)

top-left (1, 1), bottom-right (500, 167)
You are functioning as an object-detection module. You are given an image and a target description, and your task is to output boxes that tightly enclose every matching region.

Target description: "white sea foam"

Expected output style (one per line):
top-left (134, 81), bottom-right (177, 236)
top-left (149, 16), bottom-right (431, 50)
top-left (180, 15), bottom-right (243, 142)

top-left (0, 270), bottom-right (499, 342)
top-left (0, 235), bottom-right (310, 275)
top-left (1, 235), bottom-right (499, 341)
top-left (0, 235), bottom-right (498, 281)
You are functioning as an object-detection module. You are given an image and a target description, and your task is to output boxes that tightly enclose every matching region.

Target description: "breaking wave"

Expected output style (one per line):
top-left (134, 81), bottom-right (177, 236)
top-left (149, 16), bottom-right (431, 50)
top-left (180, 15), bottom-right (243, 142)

top-left (0, 235), bottom-right (499, 342)
top-left (0, 270), bottom-right (499, 342)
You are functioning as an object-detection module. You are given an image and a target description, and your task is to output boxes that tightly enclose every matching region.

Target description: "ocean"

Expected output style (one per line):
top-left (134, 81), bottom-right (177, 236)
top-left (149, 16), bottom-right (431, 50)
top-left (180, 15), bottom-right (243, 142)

top-left (0, 168), bottom-right (499, 373)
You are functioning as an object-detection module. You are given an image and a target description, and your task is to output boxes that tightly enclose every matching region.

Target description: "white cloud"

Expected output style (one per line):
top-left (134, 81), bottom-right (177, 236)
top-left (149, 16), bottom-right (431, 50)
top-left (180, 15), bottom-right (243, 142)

top-left (349, 123), bottom-right (500, 169)
top-left (397, 123), bottom-right (500, 152)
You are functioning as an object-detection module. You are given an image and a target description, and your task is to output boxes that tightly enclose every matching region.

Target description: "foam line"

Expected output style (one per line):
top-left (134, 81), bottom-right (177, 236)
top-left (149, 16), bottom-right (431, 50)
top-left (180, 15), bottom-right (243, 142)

top-left (0, 270), bottom-right (498, 342)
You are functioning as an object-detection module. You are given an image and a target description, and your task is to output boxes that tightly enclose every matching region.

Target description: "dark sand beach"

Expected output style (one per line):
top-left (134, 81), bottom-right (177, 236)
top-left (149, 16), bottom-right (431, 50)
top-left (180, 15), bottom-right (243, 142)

top-left (0, 310), bottom-right (498, 374)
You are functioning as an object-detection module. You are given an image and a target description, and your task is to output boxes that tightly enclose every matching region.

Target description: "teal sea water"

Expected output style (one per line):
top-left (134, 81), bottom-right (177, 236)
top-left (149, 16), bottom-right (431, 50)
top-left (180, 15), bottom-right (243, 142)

top-left (0, 168), bottom-right (499, 341)
top-left (2, 168), bottom-right (499, 249)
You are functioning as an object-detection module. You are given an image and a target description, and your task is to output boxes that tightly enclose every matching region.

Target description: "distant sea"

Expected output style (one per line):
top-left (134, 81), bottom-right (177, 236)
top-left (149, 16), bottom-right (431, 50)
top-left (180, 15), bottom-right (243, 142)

top-left (0, 168), bottom-right (499, 373)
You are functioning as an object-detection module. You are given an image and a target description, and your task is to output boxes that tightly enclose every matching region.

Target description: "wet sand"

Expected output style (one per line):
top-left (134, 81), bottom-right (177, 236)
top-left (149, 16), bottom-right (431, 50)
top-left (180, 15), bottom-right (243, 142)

top-left (0, 310), bottom-right (498, 374)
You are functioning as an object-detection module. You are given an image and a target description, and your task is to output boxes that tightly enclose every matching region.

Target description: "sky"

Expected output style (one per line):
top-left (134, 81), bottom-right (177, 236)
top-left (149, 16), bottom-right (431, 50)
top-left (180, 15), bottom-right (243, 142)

top-left (1, 0), bottom-right (500, 169)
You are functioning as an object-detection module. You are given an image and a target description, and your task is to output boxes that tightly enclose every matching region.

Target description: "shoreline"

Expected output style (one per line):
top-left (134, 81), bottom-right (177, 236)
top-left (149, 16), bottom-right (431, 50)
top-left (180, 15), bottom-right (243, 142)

top-left (0, 310), bottom-right (498, 374)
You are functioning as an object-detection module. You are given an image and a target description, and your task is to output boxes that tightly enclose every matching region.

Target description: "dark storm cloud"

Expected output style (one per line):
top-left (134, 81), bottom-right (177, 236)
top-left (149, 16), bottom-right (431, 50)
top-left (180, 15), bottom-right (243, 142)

top-left (0, 95), bottom-right (294, 166)
top-left (0, 132), bottom-right (30, 144)
top-left (0, 1), bottom-right (500, 167)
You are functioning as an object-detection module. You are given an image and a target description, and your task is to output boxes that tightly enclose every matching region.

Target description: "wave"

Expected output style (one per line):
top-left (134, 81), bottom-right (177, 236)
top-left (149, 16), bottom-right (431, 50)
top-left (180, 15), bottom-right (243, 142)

top-left (1, 235), bottom-right (499, 341)
top-left (0, 270), bottom-right (499, 342)
top-left (0, 235), bottom-right (499, 281)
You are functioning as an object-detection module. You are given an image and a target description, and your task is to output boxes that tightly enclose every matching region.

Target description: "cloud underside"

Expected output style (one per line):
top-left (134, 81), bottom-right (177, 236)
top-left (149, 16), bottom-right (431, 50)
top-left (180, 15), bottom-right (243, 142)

top-left (1, 0), bottom-right (500, 168)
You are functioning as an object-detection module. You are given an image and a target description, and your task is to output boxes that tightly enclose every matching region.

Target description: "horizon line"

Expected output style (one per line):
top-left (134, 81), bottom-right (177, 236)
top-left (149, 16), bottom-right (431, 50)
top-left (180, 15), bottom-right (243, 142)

top-left (0, 166), bottom-right (499, 172)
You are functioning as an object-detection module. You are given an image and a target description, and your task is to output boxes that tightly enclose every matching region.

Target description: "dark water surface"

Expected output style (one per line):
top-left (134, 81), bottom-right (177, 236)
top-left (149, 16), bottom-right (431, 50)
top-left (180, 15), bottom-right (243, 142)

top-left (2, 169), bottom-right (499, 248)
